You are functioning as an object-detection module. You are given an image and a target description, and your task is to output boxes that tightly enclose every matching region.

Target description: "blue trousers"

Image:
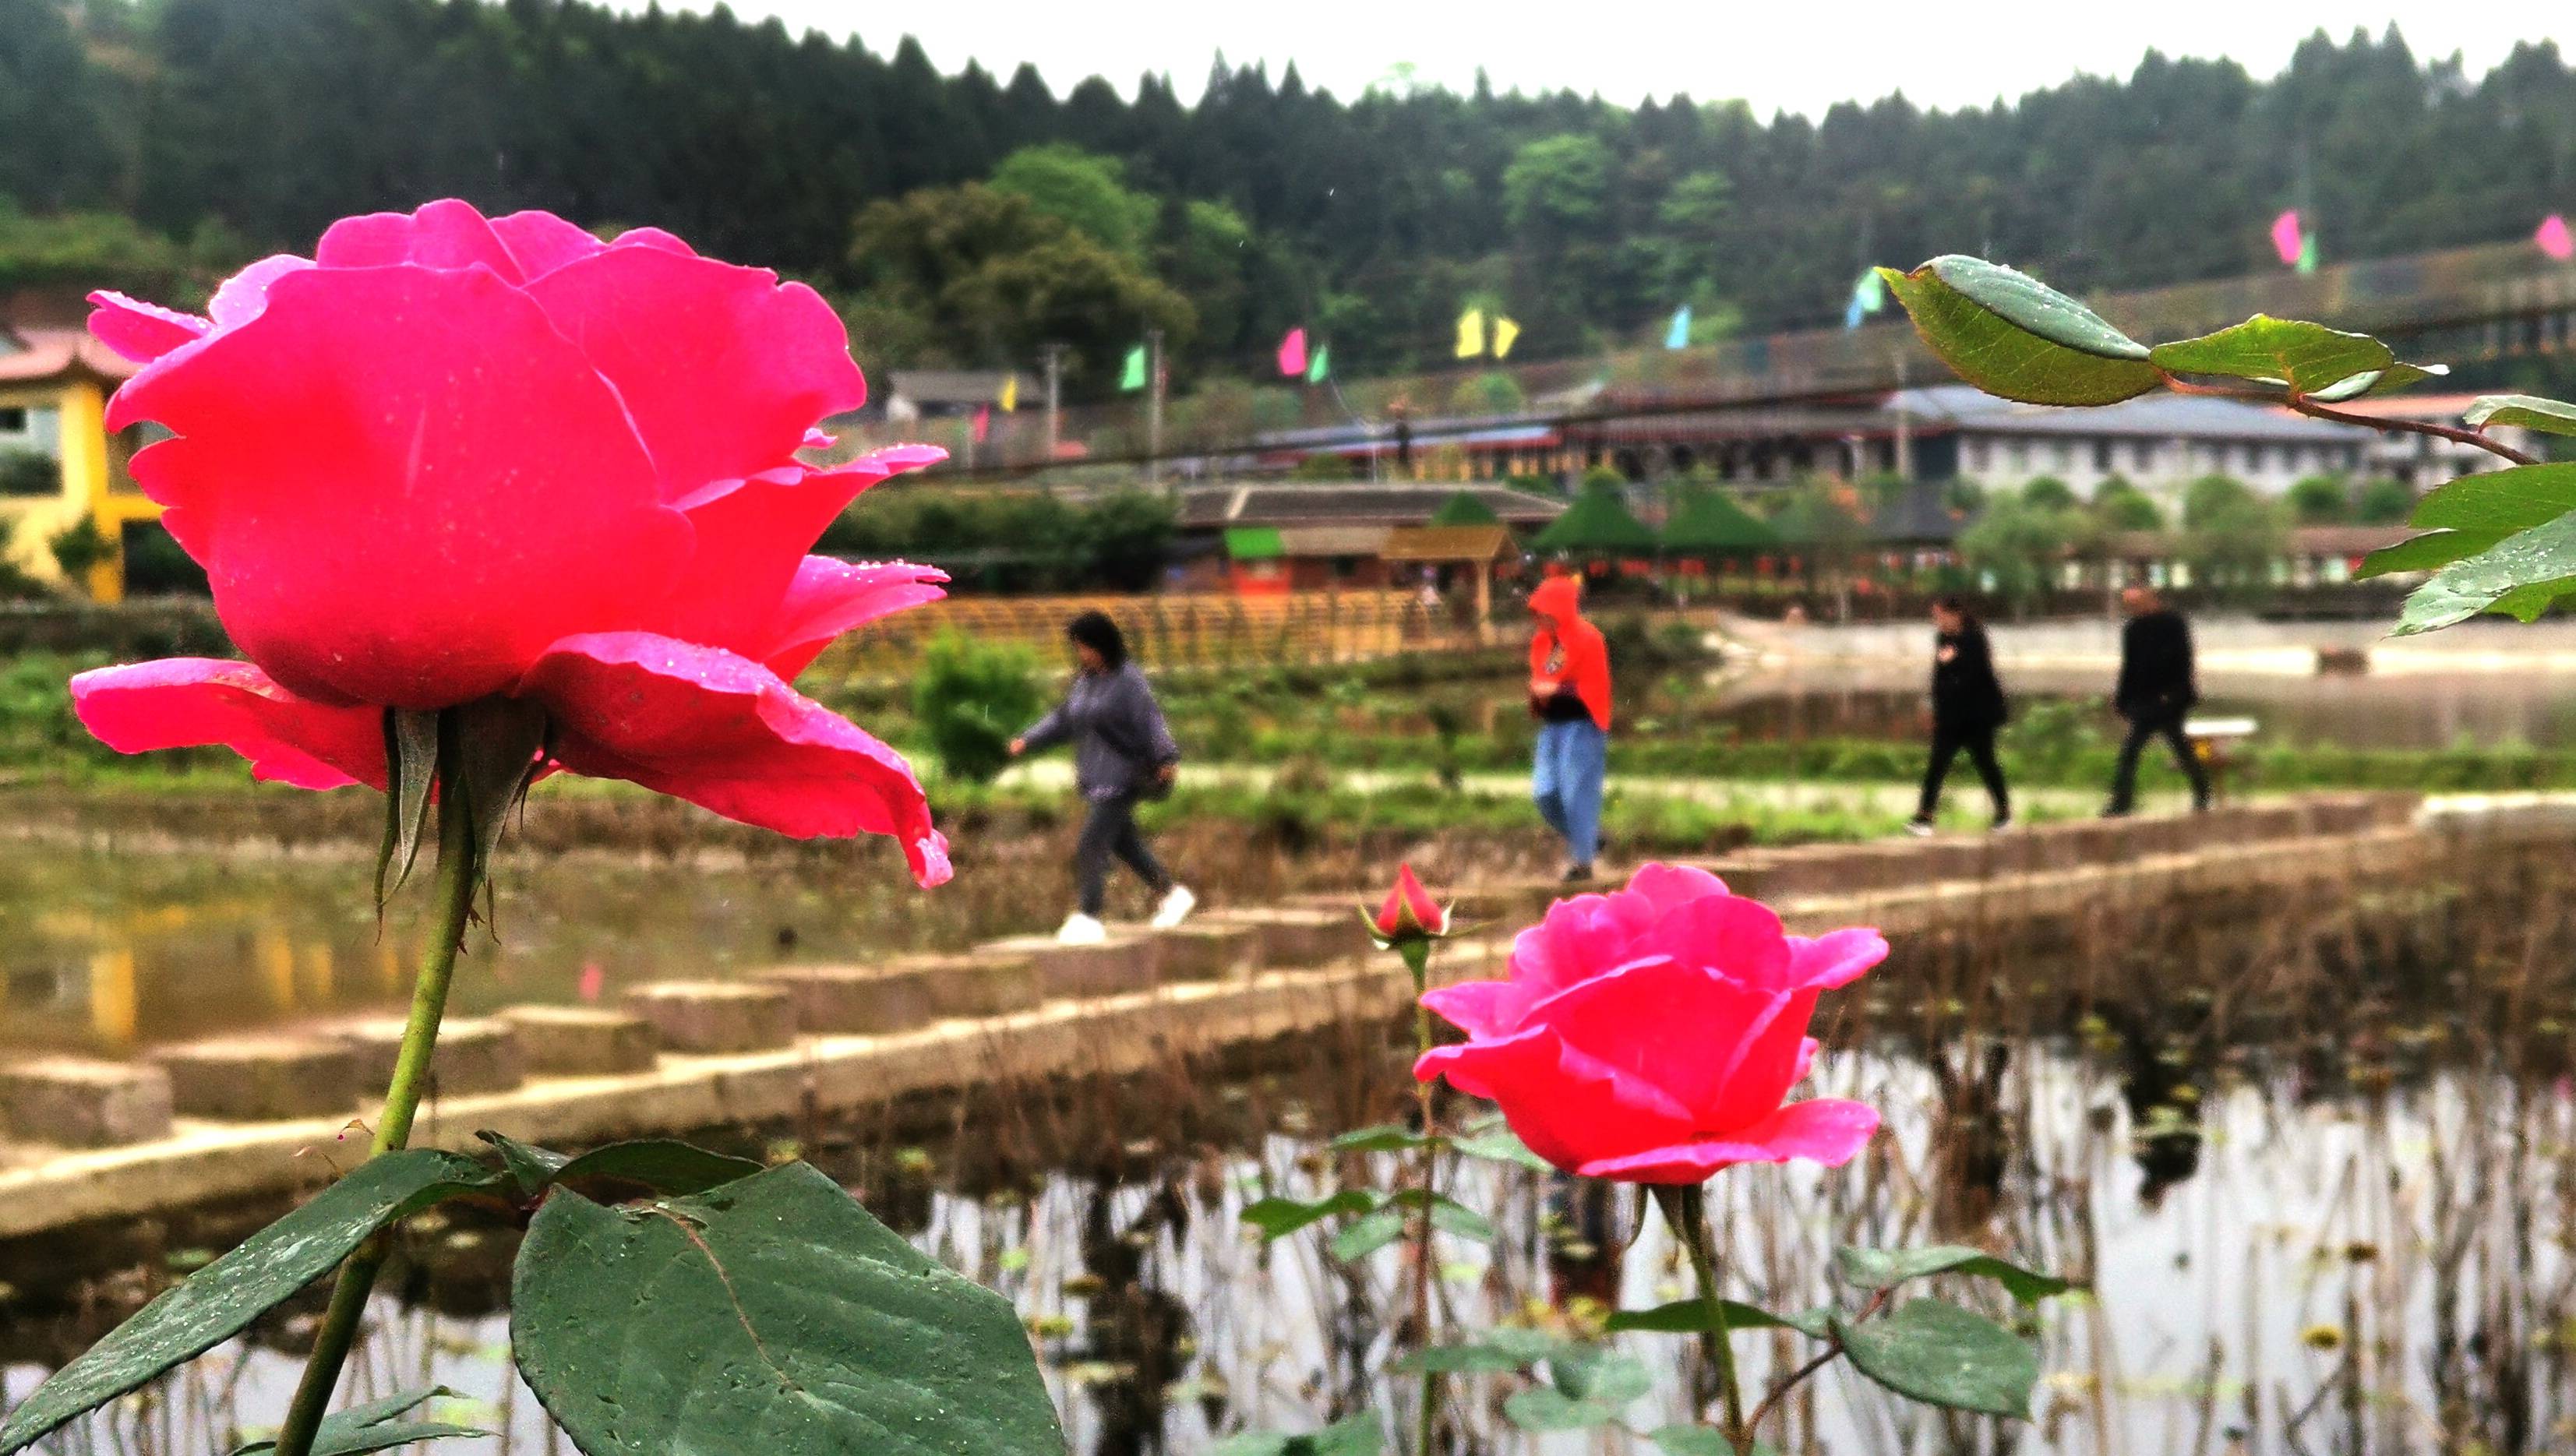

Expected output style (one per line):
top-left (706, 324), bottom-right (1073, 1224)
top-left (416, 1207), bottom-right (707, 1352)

top-left (1532, 717), bottom-right (1608, 868)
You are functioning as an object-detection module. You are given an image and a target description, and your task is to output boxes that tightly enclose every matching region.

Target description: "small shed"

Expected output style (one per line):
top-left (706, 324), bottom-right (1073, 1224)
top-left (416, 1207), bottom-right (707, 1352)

top-left (1382, 524), bottom-right (1519, 629)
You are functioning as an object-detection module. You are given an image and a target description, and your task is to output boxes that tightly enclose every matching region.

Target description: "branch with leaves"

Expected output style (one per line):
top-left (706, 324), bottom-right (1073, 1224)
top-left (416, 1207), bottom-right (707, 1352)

top-left (1879, 255), bottom-right (2576, 633)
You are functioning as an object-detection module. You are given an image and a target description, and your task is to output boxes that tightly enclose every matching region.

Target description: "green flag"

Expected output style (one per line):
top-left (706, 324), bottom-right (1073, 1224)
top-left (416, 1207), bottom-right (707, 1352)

top-left (1306, 344), bottom-right (1329, 383)
top-left (2295, 231), bottom-right (2319, 275)
top-left (1119, 344), bottom-right (1148, 391)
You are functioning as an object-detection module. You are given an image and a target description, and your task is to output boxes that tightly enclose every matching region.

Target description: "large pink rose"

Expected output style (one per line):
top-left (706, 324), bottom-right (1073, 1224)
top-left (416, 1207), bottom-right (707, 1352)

top-left (73, 200), bottom-right (954, 884)
top-left (1415, 863), bottom-right (1886, 1183)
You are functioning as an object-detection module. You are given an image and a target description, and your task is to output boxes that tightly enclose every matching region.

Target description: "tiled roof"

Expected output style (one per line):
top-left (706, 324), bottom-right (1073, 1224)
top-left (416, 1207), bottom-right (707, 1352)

top-left (1179, 483), bottom-right (1565, 530)
top-left (0, 327), bottom-right (138, 385)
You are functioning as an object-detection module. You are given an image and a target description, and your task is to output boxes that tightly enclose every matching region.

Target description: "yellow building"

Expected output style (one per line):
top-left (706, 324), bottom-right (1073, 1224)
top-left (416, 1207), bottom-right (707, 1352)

top-left (0, 318), bottom-right (161, 602)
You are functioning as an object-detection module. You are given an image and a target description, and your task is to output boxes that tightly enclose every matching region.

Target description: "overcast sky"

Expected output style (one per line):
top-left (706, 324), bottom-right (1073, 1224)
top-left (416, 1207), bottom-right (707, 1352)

top-left (612, 2), bottom-right (2567, 117)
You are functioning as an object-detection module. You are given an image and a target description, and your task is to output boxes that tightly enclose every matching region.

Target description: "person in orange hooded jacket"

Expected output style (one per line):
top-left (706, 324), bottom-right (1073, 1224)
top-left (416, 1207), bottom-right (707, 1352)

top-left (1526, 574), bottom-right (1612, 882)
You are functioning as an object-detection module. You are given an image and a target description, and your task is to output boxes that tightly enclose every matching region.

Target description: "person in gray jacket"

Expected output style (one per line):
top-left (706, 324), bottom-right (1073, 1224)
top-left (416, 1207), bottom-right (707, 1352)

top-left (1008, 611), bottom-right (1194, 943)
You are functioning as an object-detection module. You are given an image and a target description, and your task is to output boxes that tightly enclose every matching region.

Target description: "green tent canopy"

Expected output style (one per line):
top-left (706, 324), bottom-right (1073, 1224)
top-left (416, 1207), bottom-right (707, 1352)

top-left (1529, 480), bottom-right (1656, 555)
top-left (1660, 486), bottom-right (1781, 555)
top-left (1428, 489), bottom-right (1504, 527)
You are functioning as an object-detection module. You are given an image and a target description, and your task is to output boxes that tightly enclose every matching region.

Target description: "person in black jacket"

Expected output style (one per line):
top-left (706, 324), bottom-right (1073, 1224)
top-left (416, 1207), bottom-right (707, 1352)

top-left (1907, 596), bottom-right (2010, 835)
top-left (2105, 586), bottom-right (2212, 815)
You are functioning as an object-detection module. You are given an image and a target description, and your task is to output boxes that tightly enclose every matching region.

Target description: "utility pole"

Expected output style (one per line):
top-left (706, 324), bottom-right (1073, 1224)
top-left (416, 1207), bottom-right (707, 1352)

top-left (1040, 344), bottom-right (1064, 473)
top-left (1892, 350), bottom-right (1913, 481)
top-left (1145, 328), bottom-right (1166, 491)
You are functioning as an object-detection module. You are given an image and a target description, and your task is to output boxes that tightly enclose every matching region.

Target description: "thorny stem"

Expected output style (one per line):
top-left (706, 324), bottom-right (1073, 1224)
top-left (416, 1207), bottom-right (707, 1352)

top-left (1657, 1183), bottom-right (1750, 1454)
top-left (1739, 1288), bottom-right (1890, 1439)
top-left (1404, 942), bottom-right (1441, 1455)
top-left (270, 767), bottom-right (480, 1456)
top-left (2157, 370), bottom-right (2541, 467)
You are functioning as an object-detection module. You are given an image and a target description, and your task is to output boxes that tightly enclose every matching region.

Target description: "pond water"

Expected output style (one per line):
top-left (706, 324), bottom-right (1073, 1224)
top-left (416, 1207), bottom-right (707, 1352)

top-left (6, 838), bottom-right (2571, 1454)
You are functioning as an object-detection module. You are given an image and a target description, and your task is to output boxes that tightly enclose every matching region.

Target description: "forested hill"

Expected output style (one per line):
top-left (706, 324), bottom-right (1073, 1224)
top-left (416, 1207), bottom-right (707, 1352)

top-left (10, 0), bottom-right (2576, 397)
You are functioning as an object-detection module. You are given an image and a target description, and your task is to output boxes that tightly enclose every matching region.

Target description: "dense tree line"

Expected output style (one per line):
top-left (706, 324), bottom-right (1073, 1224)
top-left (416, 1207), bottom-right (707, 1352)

top-left (10, 0), bottom-right (2576, 396)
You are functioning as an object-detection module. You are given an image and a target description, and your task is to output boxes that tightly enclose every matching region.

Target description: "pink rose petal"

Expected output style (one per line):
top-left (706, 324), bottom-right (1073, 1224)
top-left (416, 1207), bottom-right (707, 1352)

top-left (519, 632), bottom-right (947, 886)
top-left (69, 659), bottom-right (386, 791)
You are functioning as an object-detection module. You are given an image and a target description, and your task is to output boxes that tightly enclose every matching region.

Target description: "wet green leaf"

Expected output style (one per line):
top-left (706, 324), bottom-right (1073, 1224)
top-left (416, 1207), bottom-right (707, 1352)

top-left (1449, 1119), bottom-right (1551, 1172)
top-left (1240, 1190), bottom-right (1379, 1240)
top-left (2356, 529), bottom-right (2510, 579)
top-left (550, 1140), bottom-right (764, 1198)
top-left (2409, 464), bottom-right (2576, 534)
top-left (1604, 1299), bottom-right (1833, 1339)
top-left (1329, 1206), bottom-right (1409, 1262)
top-left (1501, 1349), bottom-right (1650, 1432)
top-left (2394, 513), bottom-right (2576, 635)
top-left (0, 1151), bottom-right (496, 1456)
top-left (1834, 1299), bottom-right (2038, 1419)
top-left (2147, 316), bottom-right (2391, 396)
top-left (2306, 361), bottom-right (2444, 401)
top-left (1882, 257), bottom-right (2159, 407)
top-left (1835, 1245), bottom-right (2071, 1305)
top-left (2466, 393), bottom-right (2576, 436)
top-left (1388, 1188), bottom-right (1495, 1243)
top-left (1645, 1427), bottom-right (1740, 1456)
top-left (479, 1130), bottom-right (572, 1197)
top-left (1329, 1124), bottom-right (1437, 1154)
top-left (512, 1162), bottom-right (1064, 1456)
top-left (1501, 1387), bottom-right (1620, 1432)
top-left (231, 1386), bottom-right (489, 1456)
top-left (1209, 1414), bottom-right (1385, 1456)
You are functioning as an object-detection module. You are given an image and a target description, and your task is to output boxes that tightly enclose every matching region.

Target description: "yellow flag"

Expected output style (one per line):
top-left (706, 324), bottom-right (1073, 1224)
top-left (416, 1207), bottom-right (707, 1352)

top-left (1491, 316), bottom-right (1521, 358)
top-left (1454, 308), bottom-right (1484, 359)
top-left (999, 375), bottom-right (1018, 412)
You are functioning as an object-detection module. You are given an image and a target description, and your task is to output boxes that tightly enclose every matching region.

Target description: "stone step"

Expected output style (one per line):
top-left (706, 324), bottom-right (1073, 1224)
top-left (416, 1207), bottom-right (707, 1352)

top-left (1153, 922), bottom-right (1262, 982)
top-left (622, 982), bottom-right (796, 1054)
top-left (496, 1005), bottom-right (660, 1076)
top-left (891, 950), bottom-right (1044, 1019)
top-left (754, 964), bottom-right (936, 1035)
top-left (150, 1036), bottom-right (362, 1121)
top-left (0, 1057), bottom-right (174, 1148)
top-left (976, 932), bottom-right (1161, 999)
top-left (1202, 905), bottom-right (1369, 968)
top-left (333, 1016), bottom-right (525, 1097)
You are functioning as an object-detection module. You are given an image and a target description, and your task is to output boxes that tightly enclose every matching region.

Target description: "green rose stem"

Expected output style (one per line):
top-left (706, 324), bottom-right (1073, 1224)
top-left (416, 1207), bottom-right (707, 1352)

top-left (270, 750), bottom-right (482, 1456)
top-left (1401, 937), bottom-right (1440, 1455)
top-left (1654, 1183), bottom-right (1750, 1454)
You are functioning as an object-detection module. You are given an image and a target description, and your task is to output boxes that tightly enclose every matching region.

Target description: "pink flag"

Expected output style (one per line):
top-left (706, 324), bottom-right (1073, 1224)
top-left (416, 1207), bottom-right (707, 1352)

top-left (972, 404), bottom-right (991, 443)
top-left (2539, 214), bottom-right (2574, 263)
top-left (1276, 327), bottom-right (1308, 379)
top-left (2270, 210), bottom-right (2304, 267)
top-left (577, 961), bottom-right (605, 1002)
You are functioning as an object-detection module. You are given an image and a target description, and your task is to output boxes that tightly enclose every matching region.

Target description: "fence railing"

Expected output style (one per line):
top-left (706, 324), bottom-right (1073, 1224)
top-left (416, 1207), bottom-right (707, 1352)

top-left (804, 591), bottom-right (1494, 682)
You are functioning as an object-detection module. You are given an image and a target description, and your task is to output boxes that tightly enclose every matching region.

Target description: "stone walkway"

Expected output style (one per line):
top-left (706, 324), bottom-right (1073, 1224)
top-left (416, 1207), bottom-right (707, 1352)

top-left (3, 788), bottom-right (2549, 1243)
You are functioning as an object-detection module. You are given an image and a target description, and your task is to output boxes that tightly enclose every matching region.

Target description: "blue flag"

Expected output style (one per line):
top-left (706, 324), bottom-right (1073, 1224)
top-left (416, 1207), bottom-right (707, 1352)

top-left (1664, 305), bottom-right (1692, 351)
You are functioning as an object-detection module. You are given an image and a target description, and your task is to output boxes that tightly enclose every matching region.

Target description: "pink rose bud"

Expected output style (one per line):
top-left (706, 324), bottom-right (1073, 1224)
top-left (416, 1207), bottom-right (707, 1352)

top-left (72, 201), bottom-right (955, 884)
top-left (1415, 863), bottom-right (1886, 1183)
top-left (1371, 863), bottom-right (1451, 943)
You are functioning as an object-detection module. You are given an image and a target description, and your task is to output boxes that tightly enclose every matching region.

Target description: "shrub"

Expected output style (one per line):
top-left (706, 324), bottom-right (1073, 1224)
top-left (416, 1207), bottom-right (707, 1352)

top-left (911, 630), bottom-right (1043, 783)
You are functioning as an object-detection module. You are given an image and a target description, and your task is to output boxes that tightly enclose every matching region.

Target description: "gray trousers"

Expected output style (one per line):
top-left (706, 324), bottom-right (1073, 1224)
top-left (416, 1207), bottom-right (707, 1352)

top-left (1076, 795), bottom-right (1171, 915)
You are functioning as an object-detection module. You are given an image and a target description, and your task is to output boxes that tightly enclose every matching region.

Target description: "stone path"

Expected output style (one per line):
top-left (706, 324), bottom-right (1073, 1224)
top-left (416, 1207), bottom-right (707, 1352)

top-left (2, 788), bottom-right (2545, 1243)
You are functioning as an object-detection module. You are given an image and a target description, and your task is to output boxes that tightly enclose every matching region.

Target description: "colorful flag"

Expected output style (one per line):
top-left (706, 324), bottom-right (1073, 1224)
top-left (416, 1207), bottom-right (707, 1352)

top-left (1491, 315), bottom-right (1520, 358)
top-left (972, 404), bottom-right (990, 443)
top-left (1455, 308), bottom-right (1485, 359)
top-left (2270, 210), bottom-right (2304, 267)
top-left (1854, 269), bottom-right (1886, 314)
top-left (999, 374), bottom-right (1018, 412)
top-left (1664, 305), bottom-right (1692, 351)
top-left (2296, 230), bottom-right (2319, 275)
top-left (1307, 344), bottom-right (1330, 383)
top-left (1120, 344), bottom-right (1147, 392)
top-left (2539, 214), bottom-right (2574, 263)
top-left (1844, 294), bottom-right (1867, 331)
top-left (1276, 326), bottom-right (1307, 378)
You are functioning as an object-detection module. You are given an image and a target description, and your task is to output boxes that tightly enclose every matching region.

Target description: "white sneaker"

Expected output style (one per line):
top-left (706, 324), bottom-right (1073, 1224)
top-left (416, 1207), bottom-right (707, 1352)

top-left (1904, 820), bottom-right (1936, 838)
top-left (1057, 913), bottom-right (1108, 945)
top-left (1151, 885), bottom-right (1197, 929)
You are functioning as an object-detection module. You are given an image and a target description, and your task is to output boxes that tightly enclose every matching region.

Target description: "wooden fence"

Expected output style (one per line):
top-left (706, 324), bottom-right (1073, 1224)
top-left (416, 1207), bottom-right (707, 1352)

top-left (803, 591), bottom-right (1491, 681)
